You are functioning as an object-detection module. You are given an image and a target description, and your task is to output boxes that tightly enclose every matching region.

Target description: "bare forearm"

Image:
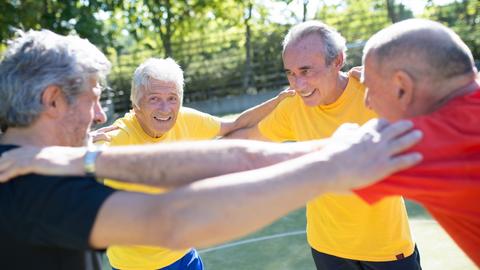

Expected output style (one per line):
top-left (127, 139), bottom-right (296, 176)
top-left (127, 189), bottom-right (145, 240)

top-left (96, 140), bottom-right (311, 188)
top-left (231, 94), bottom-right (285, 130)
top-left (146, 153), bottom-right (336, 249)
top-left (89, 119), bottom-right (423, 249)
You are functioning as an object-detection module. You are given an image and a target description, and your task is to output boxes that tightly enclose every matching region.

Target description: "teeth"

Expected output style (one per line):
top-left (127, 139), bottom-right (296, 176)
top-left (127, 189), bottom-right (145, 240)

top-left (300, 90), bottom-right (315, 97)
top-left (154, 116), bottom-right (171, 121)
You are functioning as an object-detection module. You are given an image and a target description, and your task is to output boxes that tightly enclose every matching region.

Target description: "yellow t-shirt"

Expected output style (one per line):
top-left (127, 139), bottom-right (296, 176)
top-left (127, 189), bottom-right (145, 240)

top-left (102, 107), bottom-right (221, 270)
top-left (258, 75), bottom-right (415, 261)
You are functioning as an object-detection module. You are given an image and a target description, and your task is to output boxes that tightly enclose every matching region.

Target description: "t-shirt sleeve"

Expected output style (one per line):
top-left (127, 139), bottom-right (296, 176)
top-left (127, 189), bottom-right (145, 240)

top-left (257, 98), bottom-right (296, 142)
top-left (1, 175), bottom-right (115, 250)
top-left (354, 114), bottom-right (446, 204)
top-left (184, 108), bottom-right (221, 139)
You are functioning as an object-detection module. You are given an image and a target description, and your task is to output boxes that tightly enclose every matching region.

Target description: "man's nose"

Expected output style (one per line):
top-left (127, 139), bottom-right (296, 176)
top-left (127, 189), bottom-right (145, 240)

top-left (294, 76), bottom-right (308, 90)
top-left (93, 101), bottom-right (107, 125)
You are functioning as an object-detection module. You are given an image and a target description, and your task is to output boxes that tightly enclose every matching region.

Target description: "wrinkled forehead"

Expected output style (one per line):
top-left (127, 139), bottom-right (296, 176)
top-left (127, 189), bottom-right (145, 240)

top-left (146, 79), bottom-right (179, 94)
top-left (284, 41), bottom-right (327, 69)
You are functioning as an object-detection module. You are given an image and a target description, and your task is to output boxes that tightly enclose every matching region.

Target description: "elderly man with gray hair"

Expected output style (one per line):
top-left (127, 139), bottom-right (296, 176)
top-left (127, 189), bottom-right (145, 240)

top-left (228, 20), bottom-right (420, 270)
top-left (355, 18), bottom-right (480, 267)
top-left (0, 28), bottom-right (424, 270)
top-left (95, 57), bottom-right (293, 270)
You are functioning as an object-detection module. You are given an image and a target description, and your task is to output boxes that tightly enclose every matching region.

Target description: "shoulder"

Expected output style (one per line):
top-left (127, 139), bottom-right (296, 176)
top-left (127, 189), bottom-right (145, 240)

top-left (346, 74), bottom-right (367, 96)
top-left (107, 126), bottom-right (131, 146)
top-left (179, 107), bottom-right (219, 123)
top-left (275, 94), bottom-right (301, 112)
top-left (179, 107), bottom-right (210, 116)
top-left (105, 114), bottom-right (136, 145)
top-left (2, 175), bottom-right (114, 209)
top-left (0, 175), bottom-right (115, 248)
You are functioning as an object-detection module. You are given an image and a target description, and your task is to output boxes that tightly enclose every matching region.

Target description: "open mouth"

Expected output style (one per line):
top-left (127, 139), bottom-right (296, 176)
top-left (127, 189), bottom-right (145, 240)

top-left (153, 116), bottom-right (172, 121)
top-left (300, 89), bottom-right (317, 98)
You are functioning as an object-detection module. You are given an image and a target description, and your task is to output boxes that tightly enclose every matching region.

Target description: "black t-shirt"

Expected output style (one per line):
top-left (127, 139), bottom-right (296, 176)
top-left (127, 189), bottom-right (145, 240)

top-left (0, 145), bottom-right (116, 270)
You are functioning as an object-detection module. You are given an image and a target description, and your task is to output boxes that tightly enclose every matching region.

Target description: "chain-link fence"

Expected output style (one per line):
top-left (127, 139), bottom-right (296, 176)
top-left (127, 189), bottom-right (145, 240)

top-left (103, 1), bottom-right (479, 117)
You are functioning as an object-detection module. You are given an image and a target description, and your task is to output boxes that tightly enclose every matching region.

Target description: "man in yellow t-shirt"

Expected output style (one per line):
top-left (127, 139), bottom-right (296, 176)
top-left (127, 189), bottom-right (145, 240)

top-left (229, 21), bottom-right (421, 270)
top-left (98, 57), bottom-right (291, 270)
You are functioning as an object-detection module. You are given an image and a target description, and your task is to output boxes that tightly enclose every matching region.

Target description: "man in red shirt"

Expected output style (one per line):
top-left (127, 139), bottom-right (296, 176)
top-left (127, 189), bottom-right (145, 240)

top-left (356, 18), bottom-right (480, 266)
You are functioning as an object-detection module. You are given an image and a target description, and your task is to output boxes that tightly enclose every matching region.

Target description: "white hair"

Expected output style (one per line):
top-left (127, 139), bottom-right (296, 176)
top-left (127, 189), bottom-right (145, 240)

top-left (131, 57), bottom-right (184, 107)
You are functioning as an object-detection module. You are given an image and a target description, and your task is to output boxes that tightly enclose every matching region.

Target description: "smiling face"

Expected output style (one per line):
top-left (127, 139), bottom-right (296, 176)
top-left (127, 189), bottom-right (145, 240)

top-left (133, 79), bottom-right (181, 138)
top-left (283, 35), bottom-right (342, 107)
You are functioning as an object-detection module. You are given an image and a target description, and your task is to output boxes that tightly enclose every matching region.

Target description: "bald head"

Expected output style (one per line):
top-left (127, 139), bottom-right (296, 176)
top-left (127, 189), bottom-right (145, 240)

top-left (363, 19), bottom-right (475, 81)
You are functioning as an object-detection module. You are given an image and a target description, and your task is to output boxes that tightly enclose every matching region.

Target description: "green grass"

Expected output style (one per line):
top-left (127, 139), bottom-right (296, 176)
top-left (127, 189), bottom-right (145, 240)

top-left (198, 200), bottom-right (476, 270)
top-left (102, 200), bottom-right (475, 269)
top-left (101, 113), bottom-right (476, 269)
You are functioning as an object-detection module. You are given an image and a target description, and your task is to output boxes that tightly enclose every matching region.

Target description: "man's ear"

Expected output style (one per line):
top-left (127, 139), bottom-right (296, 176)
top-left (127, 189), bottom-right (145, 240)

top-left (41, 85), bottom-right (68, 118)
top-left (333, 52), bottom-right (345, 70)
top-left (392, 70), bottom-right (414, 111)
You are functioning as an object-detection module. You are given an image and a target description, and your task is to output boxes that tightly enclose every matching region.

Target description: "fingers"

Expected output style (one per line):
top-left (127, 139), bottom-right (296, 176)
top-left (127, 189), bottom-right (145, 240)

top-left (279, 88), bottom-right (296, 99)
top-left (388, 130), bottom-right (422, 155)
top-left (90, 125), bottom-right (116, 143)
top-left (96, 125), bottom-right (118, 133)
top-left (388, 152), bottom-right (423, 173)
top-left (361, 118), bottom-right (388, 133)
top-left (0, 158), bottom-right (14, 182)
top-left (377, 120), bottom-right (414, 141)
top-left (0, 168), bottom-right (23, 183)
top-left (92, 133), bottom-right (111, 143)
top-left (348, 66), bottom-right (363, 80)
top-left (0, 156), bottom-right (29, 183)
top-left (332, 123), bottom-right (360, 138)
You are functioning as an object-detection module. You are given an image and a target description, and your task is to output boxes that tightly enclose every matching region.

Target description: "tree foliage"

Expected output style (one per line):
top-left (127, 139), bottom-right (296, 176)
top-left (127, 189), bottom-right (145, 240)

top-left (0, 0), bottom-right (478, 111)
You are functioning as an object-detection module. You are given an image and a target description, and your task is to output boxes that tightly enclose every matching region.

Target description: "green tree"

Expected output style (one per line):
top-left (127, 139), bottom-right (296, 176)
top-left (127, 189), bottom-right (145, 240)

top-left (423, 0), bottom-right (479, 60)
top-left (0, 0), bottom-right (117, 49)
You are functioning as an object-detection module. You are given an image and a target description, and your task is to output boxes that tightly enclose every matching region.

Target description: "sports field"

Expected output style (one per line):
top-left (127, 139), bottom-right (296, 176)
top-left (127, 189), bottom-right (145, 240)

top-left (198, 200), bottom-right (476, 270)
top-left (191, 115), bottom-right (477, 270)
top-left (101, 113), bottom-right (476, 269)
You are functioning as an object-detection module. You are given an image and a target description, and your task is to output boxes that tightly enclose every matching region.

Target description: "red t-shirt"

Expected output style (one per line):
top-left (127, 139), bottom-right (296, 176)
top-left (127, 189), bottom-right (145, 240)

top-left (355, 88), bottom-right (480, 266)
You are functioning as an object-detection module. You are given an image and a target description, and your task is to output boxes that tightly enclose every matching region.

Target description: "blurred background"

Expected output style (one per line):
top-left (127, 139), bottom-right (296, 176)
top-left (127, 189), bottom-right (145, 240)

top-left (1, 1), bottom-right (478, 268)
top-left (1, 0), bottom-right (478, 119)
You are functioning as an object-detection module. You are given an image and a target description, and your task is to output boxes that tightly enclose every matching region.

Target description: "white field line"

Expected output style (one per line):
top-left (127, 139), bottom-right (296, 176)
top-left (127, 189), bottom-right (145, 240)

top-left (199, 230), bottom-right (306, 254)
top-left (198, 219), bottom-right (435, 254)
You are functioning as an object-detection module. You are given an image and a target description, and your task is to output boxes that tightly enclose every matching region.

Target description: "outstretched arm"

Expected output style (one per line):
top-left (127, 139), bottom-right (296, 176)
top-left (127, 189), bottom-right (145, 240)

top-left (0, 120), bottom-right (421, 190)
top-left (89, 119), bottom-right (423, 249)
top-left (218, 88), bottom-right (294, 137)
top-left (0, 139), bottom-right (322, 187)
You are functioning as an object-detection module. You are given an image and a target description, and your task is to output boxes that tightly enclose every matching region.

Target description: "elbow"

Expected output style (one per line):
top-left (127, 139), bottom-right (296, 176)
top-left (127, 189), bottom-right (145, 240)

top-left (145, 198), bottom-right (203, 250)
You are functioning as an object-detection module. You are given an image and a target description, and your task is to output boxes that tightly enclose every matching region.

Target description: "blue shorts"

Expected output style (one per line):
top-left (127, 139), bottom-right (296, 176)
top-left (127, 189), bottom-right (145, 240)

top-left (311, 245), bottom-right (422, 270)
top-left (112, 248), bottom-right (204, 270)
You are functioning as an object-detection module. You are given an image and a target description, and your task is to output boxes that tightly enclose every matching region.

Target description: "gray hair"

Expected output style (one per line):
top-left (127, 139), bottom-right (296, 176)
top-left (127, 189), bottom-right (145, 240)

top-left (131, 57), bottom-right (184, 107)
top-left (0, 29), bottom-right (111, 128)
top-left (363, 19), bottom-right (475, 80)
top-left (283, 20), bottom-right (347, 67)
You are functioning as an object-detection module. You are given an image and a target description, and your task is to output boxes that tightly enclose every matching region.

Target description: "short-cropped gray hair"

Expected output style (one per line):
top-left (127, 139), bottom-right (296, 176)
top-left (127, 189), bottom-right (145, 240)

top-left (131, 57), bottom-right (184, 107)
top-left (0, 29), bottom-right (111, 128)
top-left (283, 20), bottom-right (347, 67)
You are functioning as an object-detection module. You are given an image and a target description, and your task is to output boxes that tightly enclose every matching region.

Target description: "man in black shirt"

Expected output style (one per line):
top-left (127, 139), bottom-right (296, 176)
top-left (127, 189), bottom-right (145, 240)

top-left (0, 29), bottom-right (422, 270)
top-left (0, 153), bottom-right (113, 269)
